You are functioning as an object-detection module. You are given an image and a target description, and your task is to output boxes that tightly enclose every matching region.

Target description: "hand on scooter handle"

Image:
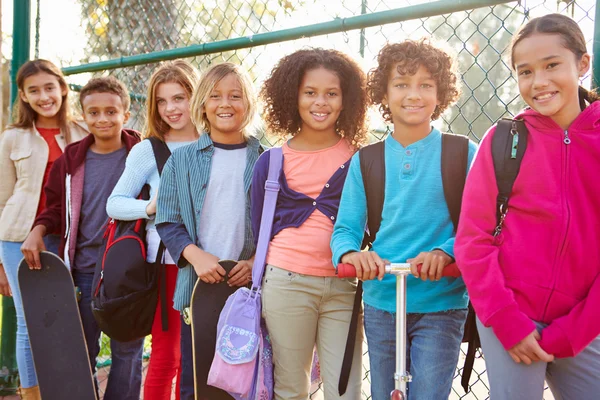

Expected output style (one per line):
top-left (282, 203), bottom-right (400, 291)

top-left (337, 262), bottom-right (461, 279)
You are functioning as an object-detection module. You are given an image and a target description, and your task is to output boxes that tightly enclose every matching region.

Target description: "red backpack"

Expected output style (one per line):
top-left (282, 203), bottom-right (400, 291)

top-left (92, 137), bottom-right (171, 342)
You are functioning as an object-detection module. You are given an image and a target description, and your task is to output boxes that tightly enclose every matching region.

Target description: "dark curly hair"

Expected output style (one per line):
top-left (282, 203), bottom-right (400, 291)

top-left (260, 48), bottom-right (368, 147)
top-left (367, 39), bottom-right (460, 122)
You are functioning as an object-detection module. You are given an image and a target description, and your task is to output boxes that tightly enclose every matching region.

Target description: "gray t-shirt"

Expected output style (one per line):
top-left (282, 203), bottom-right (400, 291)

top-left (198, 142), bottom-right (247, 261)
top-left (73, 147), bottom-right (127, 273)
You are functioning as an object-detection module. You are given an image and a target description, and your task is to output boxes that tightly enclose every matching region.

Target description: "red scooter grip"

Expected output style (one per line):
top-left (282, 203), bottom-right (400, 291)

top-left (336, 263), bottom-right (461, 278)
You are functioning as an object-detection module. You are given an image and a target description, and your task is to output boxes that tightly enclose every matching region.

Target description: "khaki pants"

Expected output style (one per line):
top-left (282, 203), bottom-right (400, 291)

top-left (262, 265), bottom-right (363, 400)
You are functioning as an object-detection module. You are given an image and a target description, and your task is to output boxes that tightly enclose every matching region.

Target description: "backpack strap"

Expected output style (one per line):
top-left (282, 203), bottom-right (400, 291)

top-left (250, 147), bottom-right (283, 289)
top-left (147, 137), bottom-right (172, 332)
top-left (339, 141), bottom-right (385, 395)
top-left (439, 133), bottom-right (483, 394)
top-left (148, 137), bottom-right (172, 175)
top-left (359, 141), bottom-right (386, 249)
top-left (441, 133), bottom-right (469, 231)
top-left (491, 119), bottom-right (528, 237)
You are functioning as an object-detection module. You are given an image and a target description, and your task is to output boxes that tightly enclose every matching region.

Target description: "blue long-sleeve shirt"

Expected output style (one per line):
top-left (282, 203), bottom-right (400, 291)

top-left (331, 128), bottom-right (477, 313)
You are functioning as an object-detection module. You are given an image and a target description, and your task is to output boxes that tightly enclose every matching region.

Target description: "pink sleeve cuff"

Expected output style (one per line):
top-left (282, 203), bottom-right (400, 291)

top-left (539, 324), bottom-right (574, 358)
top-left (487, 306), bottom-right (536, 350)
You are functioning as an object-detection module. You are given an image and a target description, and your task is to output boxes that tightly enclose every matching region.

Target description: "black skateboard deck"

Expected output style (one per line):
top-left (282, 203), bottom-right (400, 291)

top-left (18, 251), bottom-right (97, 400)
top-left (190, 260), bottom-right (239, 400)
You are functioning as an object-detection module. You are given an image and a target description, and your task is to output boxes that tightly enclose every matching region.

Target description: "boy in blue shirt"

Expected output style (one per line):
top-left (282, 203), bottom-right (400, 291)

top-left (331, 39), bottom-right (477, 400)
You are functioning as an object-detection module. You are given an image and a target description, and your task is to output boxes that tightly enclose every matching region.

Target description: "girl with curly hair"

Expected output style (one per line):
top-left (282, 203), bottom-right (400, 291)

top-left (331, 39), bottom-right (478, 400)
top-left (252, 48), bottom-right (368, 399)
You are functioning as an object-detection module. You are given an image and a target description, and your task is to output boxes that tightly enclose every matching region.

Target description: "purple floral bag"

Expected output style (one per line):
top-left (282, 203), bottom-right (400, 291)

top-left (207, 148), bottom-right (282, 399)
top-left (208, 148), bottom-right (321, 399)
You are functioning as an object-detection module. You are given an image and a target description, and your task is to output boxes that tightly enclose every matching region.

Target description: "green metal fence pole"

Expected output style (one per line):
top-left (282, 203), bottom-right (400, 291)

top-left (62, 0), bottom-right (511, 75)
top-left (9, 0), bottom-right (31, 106)
top-left (1, 0), bottom-right (31, 395)
top-left (593, 0), bottom-right (600, 89)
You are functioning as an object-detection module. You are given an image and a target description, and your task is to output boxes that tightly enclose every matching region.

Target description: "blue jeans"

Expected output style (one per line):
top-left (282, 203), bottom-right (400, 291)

top-left (363, 304), bottom-right (467, 400)
top-left (73, 271), bottom-right (144, 400)
top-left (180, 315), bottom-right (194, 400)
top-left (0, 234), bottom-right (60, 388)
top-left (477, 318), bottom-right (600, 400)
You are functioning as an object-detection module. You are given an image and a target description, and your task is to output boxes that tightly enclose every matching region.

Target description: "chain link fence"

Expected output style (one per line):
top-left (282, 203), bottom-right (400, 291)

top-left (7, 0), bottom-right (596, 398)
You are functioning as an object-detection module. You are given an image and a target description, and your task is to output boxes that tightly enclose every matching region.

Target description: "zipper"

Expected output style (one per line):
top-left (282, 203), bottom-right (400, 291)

top-left (563, 130), bottom-right (571, 145)
top-left (542, 129), bottom-right (572, 318)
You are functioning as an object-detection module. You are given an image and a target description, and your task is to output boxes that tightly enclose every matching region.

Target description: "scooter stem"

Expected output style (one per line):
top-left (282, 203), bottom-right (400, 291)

top-left (394, 273), bottom-right (411, 399)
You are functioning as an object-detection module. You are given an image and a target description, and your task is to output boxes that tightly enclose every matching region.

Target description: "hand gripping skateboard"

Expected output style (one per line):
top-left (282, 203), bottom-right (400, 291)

top-left (18, 251), bottom-right (97, 400)
top-left (338, 262), bottom-right (461, 400)
top-left (189, 260), bottom-right (239, 400)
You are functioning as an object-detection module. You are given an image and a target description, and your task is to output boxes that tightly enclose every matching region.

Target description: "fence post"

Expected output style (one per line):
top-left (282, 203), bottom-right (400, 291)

top-left (593, 0), bottom-right (600, 89)
top-left (1, 0), bottom-right (31, 395)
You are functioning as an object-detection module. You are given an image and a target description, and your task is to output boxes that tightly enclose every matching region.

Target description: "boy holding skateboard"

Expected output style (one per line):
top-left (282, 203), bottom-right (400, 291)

top-left (22, 76), bottom-right (144, 400)
top-left (330, 39), bottom-right (477, 400)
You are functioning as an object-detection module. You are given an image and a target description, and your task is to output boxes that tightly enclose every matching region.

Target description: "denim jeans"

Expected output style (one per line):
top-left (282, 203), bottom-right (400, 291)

top-left (0, 234), bottom-right (60, 388)
top-left (73, 271), bottom-right (144, 400)
top-left (180, 315), bottom-right (194, 400)
top-left (363, 304), bottom-right (467, 400)
top-left (477, 318), bottom-right (600, 400)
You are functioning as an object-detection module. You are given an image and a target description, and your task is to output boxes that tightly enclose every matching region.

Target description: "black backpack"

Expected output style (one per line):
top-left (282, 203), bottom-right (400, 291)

top-left (92, 137), bottom-right (172, 342)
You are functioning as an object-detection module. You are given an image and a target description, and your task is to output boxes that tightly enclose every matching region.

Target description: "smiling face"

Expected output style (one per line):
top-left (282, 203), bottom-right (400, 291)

top-left (296, 67), bottom-right (343, 137)
top-left (19, 72), bottom-right (67, 127)
top-left (156, 82), bottom-right (193, 133)
top-left (383, 63), bottom-right (439, 134)
top-left (203, 73), bottom-right (247, 144)
top-left (513, 33), bottom-right (590, 129)
top-left (82, 92), bottom-right (130, 141)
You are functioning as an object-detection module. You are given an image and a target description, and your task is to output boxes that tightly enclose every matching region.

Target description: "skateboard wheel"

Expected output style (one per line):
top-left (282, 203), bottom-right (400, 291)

top-left (183, 307), bottom-right (191, 325)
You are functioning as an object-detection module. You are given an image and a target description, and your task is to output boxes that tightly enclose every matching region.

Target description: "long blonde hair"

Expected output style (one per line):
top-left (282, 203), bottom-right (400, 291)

top-left (190, 62), bottom-right (256, 137)
top-left (145, 60), bottom-right (200, 140)
top-left (11, 59), bottom-right (74, 143)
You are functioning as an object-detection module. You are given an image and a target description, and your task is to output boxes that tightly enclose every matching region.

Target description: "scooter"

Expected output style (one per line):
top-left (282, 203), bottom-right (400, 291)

top-left (337, 262), bottom-right (461, 400)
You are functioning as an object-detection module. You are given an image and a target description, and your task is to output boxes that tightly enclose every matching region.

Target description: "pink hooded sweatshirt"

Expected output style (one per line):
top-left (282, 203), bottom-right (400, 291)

top-left (455, 101), bottom-right (600, 358)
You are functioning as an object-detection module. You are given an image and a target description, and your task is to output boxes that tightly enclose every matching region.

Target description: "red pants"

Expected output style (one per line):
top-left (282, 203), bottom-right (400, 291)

top-left (144, 264), bottom-right (181, 400)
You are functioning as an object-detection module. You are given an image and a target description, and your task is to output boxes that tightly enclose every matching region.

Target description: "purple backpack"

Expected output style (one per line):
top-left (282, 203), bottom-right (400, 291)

top-left (207, 147), bottom-right (282, 399)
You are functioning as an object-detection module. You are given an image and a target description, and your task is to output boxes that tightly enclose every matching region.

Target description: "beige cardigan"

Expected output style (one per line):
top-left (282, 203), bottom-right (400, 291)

top-left (0, 122), bottom-right (88, 245)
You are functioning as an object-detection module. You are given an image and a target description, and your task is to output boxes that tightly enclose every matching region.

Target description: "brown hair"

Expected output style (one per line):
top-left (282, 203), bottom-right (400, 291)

top-left (11, 59), bottom-right (74, 143)
top-left (145, 60), bottom-right (200, 140)
top-left (190, 62), bottom-right (256, 137)
top-left (510, 13), bottom-right (598, 108)
top-left (260, 48), bottom-right (368, 147)
top-left (79, 76), bottom-right (130, 112)
top-left (367, 39), bottom-right (460, 122)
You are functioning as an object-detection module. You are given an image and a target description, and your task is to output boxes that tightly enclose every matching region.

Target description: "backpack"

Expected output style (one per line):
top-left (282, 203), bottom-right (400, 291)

top-left (91, 137), bottom-right (172, 342)
top-left (338, 133), bottom-right (475, 395)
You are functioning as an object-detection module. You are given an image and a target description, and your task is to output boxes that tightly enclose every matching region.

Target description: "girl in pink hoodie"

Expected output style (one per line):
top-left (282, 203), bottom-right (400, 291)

top-left (455, 13), bottom-right (600, 400)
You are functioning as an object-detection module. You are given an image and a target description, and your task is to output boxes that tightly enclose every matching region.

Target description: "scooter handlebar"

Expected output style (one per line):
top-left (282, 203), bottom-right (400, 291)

top-left (336, 262), bottom-right (461, 279)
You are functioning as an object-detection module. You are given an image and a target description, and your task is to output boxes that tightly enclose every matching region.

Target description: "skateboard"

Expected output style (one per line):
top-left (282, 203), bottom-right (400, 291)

top-left (190, 260), bottom-right (240, 400)
top-left (18, 251), bottom-right (97, 400)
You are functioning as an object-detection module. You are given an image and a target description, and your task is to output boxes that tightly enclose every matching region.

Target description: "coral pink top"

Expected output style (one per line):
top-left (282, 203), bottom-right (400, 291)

top-left (266, 138), bottom-right (354, 276)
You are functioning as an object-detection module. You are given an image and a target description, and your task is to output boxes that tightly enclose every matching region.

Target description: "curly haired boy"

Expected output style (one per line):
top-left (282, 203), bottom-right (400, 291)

top-left (331, 39), bottom-right (478, 400)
